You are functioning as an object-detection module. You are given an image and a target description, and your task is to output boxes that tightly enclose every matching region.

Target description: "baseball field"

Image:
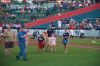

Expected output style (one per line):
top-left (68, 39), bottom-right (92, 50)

top-left (0, 37), bottom-right (100, 66)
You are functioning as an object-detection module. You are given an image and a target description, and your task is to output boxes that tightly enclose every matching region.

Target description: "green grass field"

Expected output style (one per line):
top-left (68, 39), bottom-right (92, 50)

top-left (0, 37), bottom-right (100, 66)
top-left (70, 38), bottom-right (100, 46)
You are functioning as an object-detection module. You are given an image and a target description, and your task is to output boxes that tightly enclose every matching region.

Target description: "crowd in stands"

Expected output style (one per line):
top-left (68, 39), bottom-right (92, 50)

top-left (0, 0), bottom-right (99, 30)
top-left (0, 0), bottom-right (97, 23)
top-left (0, 17), bottom-right (100, 30)
top-left (50, 17), bottom-right (100, 30)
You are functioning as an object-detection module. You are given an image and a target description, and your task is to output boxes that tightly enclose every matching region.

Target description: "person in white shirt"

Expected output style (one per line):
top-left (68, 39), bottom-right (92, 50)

top-left (50, 33), bottom-right (56, 53)
top-left (58, 20), bottom-right (62, 28)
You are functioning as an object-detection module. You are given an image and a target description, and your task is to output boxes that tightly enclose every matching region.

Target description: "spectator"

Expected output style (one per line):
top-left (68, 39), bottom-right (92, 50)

top-left (58, 20), bottom-right (62, 28)
top-left (84, 19), bottom-right (93, 30)
top-left (69, 23), bottom-right (74, 38)
top-left (17, 22), bottom-right (21, 29)
top-left (51, 22), bottom-right (55, 28)
top-left (65, 19), bottom-right (69, 29)
top-left (94, 17), bottom-right (100, 30)
top-left (3, 27), bottom-right (15, 56)
top-left (0, 22), bottom-right (3, 35)
top-left (80, 29), bottom-right (85, 38)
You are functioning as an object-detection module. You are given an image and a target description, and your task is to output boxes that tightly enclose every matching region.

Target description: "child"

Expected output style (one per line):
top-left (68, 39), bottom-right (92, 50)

top-left (38, 34), bottom-right (45, 54)
top-left (50, 33), bottom-right (56, 53)
top-left (42, 32), bottom-right (47, 49)
top-left (63, 30), bottom-right (69, 54)
top-left (25, 31), bottom-right (29, 54)
top-left (25, 31), bottom-right (29, 47)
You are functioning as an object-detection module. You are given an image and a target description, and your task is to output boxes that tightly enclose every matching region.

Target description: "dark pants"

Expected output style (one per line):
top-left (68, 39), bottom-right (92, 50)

top-left (5, 41), bottom-right (14, 48)
top-left (80, 33), bottom-right (84, 38)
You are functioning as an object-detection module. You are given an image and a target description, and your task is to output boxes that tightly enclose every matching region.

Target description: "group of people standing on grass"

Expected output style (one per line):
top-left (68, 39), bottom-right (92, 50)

top-left (36, 26), bottom-right (70, 54)
top-left (2, 26), bottom-right (70, 61)
top-left (3, 27), bottom-right (28, 61)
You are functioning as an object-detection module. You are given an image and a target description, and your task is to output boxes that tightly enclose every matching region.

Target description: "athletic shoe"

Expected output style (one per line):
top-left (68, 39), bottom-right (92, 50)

top-left (23, 59), bottom-right (28, 61)
top-left (16, 56), bottom-right (20, 60)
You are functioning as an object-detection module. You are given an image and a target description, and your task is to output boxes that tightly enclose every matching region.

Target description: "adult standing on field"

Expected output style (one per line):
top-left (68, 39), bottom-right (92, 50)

top-left (3, 27), bottom-right (15, 56)
top-left (46, 25), bottom-right (54, 52)
top-left (16, 27), bottom-right (28, 61)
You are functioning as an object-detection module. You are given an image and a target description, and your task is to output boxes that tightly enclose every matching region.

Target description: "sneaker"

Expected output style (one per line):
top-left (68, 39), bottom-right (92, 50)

top-left (25, 53), bottom-right (27, 55)
top-left (16, 56), bottom-right (20, 60)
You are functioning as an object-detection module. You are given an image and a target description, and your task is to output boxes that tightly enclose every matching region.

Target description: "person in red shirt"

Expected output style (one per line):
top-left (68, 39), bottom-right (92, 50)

top-left (79, 23), bottom-right (85, 29)
top-left (69, 23), bottom-right (74, 38)
top-left (0, 22), bottom-right (4, 38)
top-left (38, 34), bottom-right (45, 54)
top-left (79, 22), bottom-right (85, 38)
top-left (24, 0), bottom-right (27, 3)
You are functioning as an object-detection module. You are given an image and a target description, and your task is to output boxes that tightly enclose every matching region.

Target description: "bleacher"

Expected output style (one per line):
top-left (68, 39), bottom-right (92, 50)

top-left (31, 8), bottom-right (100, 29)
top-left (0, 1), bottom-right (100, 29)
top-left (1, 3), bottom-right (84, 24)
top-left (73, 9), bottom-right (100, 23)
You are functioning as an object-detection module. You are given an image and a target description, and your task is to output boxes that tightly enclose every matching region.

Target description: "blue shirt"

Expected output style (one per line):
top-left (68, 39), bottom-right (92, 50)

top-left (17, 31), bottom-right (26, 42)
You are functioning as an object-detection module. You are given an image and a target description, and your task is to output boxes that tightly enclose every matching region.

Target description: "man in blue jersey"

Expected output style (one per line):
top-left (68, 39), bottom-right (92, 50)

top-left (16, 27), bottom-right (27, 61)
